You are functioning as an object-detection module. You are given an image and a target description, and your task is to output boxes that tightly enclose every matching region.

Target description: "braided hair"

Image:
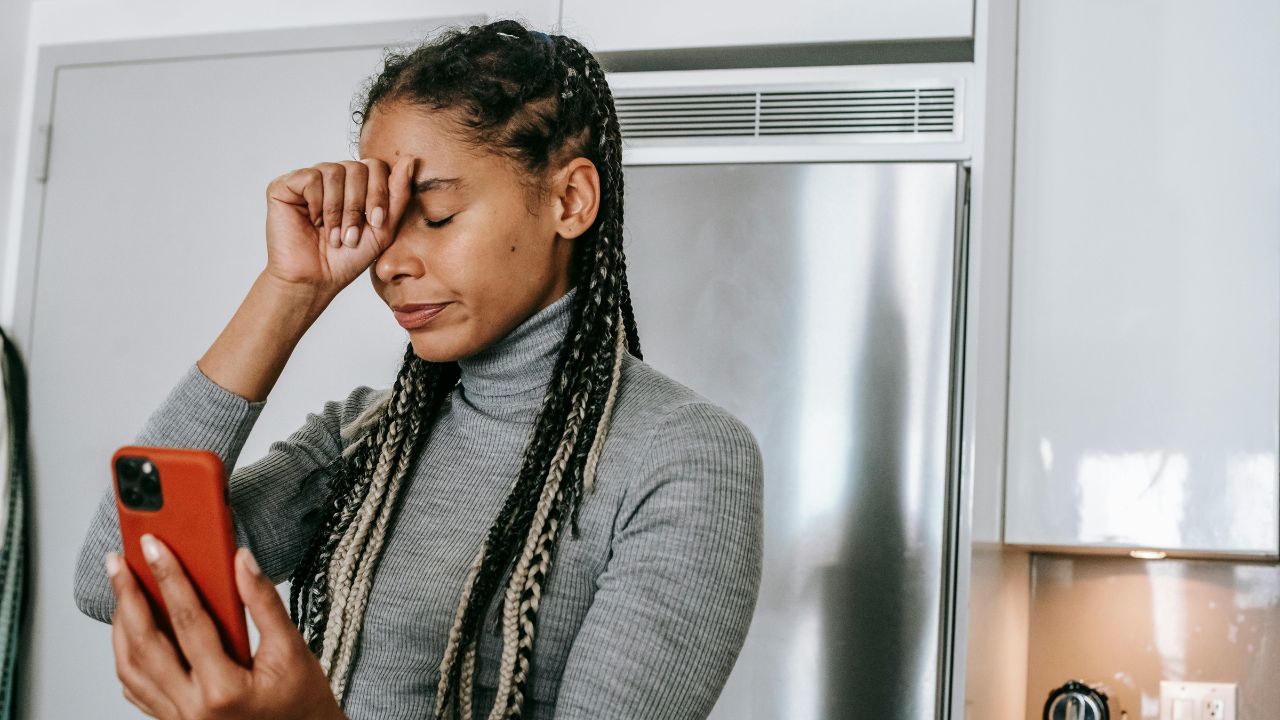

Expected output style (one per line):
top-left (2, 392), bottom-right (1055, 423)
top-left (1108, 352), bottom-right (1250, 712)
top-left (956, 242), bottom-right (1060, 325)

top-left (285, 18), bottom-right (643, 719)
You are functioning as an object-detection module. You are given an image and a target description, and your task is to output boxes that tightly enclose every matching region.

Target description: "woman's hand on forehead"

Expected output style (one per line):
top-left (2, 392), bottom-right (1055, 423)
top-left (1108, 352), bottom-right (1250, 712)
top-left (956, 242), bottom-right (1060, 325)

top-left (262, 155), bottom-right (417, 300)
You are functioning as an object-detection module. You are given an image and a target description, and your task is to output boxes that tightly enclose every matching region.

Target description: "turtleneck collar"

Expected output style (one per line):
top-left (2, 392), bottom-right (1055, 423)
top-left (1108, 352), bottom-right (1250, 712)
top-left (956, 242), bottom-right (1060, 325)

top-left (455, 286), bottom-right (577, 413)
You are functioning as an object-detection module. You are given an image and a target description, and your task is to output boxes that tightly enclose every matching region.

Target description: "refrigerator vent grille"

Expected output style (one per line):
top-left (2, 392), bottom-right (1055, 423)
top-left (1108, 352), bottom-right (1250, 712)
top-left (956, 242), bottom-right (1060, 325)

top-left (615, 86), bottom-right (956, 139)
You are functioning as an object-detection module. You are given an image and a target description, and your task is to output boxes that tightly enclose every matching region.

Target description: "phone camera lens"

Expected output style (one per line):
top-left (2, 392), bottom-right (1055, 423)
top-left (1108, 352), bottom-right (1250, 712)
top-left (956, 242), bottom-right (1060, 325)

top-left (117, 456), bottom-right (162, 510)
top-left (118, 459), bottom-right (140, 481)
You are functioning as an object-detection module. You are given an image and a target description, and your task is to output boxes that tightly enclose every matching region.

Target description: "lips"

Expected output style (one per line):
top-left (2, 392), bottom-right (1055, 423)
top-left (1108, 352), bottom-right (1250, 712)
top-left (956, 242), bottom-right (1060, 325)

top-left (391, 302), bottom-right (451, 313)
top-left (392, 302), bottom-right (451, 329)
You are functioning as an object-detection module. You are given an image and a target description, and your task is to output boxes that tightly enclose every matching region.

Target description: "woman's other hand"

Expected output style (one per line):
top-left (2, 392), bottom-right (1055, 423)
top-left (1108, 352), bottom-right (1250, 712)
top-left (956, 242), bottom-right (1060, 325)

top-left (263, 155), bottom-right (416, 298)
top-left (105, 538), bottom-right (346, 720)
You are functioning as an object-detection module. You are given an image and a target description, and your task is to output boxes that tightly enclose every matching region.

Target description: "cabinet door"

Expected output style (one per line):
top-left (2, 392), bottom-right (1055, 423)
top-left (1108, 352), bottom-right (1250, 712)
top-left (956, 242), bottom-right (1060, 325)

top-left (1004, 0), bottom-right (1280, 557)
top-left (560, 0), bottom-right (972, 52)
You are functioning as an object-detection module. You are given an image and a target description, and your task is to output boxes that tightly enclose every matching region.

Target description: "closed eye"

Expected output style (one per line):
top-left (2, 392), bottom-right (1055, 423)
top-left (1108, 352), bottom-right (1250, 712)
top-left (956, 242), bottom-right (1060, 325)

top-left (423, 214), bottom-right (455, 229)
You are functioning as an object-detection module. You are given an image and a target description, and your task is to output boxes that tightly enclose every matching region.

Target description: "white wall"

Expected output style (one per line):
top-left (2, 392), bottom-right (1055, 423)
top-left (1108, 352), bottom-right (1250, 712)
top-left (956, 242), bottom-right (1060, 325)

top-left (0, 0), bottom-right (35, 297)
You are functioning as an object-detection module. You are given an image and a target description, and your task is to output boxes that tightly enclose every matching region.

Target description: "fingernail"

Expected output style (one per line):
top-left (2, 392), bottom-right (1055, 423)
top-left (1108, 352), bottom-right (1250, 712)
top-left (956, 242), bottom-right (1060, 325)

top-left (141, 534), bottom-right (160, 563)
top-left (370, 206), bottom-right (384, 228)
top-left (330, 226), bottom-right (340, 246)
top-left (344, 225), bottom-right (359, 246)
top-left (241, 548), bottom-right (261, 576)
top-left (105, 551), bottom-right (121, 577)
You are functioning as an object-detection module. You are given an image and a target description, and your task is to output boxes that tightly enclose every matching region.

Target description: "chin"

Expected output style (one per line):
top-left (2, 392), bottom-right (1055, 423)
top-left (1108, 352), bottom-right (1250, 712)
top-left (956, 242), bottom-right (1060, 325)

top-left (408, 342), bottom-right (456, 364)
top-left (407, 331), bottom-right (469, 364)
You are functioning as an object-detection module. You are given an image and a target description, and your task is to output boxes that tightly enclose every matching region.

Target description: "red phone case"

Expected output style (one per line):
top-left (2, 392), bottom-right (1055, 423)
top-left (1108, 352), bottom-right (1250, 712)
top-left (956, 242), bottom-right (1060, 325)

top-left (112, 445), bottom-right (252, 666)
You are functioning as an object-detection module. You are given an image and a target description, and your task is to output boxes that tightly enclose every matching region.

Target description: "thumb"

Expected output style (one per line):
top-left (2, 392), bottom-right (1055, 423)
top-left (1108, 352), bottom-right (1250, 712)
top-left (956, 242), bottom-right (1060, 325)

top-left (234, 547), bottom-right (299, 648)
top-left (378, 155), bottom-right (416, 249)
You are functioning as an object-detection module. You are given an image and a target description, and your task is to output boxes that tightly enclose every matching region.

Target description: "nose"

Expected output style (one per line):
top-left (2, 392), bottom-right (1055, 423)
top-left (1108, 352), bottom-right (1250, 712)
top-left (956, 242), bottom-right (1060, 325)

top-left (372, 227), bottom-right (425, 284)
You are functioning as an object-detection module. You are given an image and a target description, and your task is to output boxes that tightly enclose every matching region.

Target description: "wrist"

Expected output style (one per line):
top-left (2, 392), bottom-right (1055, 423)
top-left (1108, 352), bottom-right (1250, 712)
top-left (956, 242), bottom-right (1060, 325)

top-left (196, 271), bottom-right (329, 402)
top-left (256, 271), bottom-right (333, 322)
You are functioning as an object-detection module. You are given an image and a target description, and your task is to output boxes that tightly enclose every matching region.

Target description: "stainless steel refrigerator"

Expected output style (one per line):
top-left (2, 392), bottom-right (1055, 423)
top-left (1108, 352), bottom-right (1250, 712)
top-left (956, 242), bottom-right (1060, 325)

top-left (621, 161), bottom-right (968, 719)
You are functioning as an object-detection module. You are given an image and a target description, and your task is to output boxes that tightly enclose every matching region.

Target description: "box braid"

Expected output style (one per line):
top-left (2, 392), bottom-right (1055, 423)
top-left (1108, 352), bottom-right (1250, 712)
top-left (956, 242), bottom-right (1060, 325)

top-left (289, 343), bottom-right (460, 698)
top-left (281, 18), bottom-right (645, 718)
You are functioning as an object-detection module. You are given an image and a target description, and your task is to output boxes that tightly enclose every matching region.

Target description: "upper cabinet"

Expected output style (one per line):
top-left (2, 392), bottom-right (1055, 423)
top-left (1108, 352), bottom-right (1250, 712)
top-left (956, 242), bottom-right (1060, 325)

top-left (1003, 1), bottom-right (1280, 558)
top-left (559, 0), bottom-right (973, 52)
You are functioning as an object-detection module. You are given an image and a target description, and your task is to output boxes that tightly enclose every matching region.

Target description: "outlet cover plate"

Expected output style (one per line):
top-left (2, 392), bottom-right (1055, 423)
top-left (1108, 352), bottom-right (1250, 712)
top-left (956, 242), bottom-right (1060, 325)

top-left (1159, 681), bottom-right (1237, 720)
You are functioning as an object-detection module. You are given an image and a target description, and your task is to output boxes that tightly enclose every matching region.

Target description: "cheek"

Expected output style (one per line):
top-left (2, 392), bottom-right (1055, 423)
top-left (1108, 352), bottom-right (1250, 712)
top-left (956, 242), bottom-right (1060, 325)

top-left (456, 217), bottom-right (537, 275)
top-left (428, 208), bottom-right (551, 304)
top-left (427, 230), bottom-right (513, 296)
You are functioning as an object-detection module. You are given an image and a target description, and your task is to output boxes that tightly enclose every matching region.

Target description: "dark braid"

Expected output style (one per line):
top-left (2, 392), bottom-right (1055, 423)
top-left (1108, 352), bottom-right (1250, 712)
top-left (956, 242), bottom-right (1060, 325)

top-left (284, 19), bottom-right (640, 718)
top-left (552, 38), bottom-right (636, 537)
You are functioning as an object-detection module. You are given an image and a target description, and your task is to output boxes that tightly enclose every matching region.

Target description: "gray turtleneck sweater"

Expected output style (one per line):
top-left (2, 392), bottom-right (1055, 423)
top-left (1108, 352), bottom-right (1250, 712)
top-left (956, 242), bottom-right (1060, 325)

top-left (73, 287), bottom-right (764, 720)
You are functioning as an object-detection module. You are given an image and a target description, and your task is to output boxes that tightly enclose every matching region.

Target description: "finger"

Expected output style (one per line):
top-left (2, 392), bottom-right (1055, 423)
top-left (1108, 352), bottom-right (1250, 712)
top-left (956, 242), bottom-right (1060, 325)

top-left (138, 535), bottom-right (239, 685)
top-left (269, 169), bottom-right (324, 227)
top-left (383, 156), bottom-right (416, 246)
top-left (340, 160), bottom-right (369, 248)
top-left (362, 157), bottom-right (390, 236)
top-left (118, 660), bottom-right (177, 719)
top-left (120, 685), bottom-right (150, 715)
top-left (357, 223), bottom-right (379, 262)
top-left (121, 684), bottom-right (161, 718)
top-left (234, 547), bottom-right (304, 652)
top-left (106, 551), bottom-right (191, 715)
top-left (313, 162), bottom-right (346, 248)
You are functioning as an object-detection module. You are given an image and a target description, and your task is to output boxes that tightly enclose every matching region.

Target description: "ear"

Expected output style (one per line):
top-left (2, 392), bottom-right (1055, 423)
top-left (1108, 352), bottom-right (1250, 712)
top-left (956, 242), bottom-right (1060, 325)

top-left (551, 157), bottom-right (601, 240)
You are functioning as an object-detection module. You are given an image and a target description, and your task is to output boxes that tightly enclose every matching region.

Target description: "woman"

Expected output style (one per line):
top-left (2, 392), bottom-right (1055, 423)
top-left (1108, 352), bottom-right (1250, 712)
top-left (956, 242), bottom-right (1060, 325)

top-left (73, 18), bottom-right (763, 720)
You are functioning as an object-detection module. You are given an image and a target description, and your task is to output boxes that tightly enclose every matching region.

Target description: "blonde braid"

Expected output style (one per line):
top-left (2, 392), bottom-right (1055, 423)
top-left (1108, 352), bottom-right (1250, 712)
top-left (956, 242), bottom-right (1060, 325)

top-left (505, 507), bottom-right (562, 712)
top-left (503, 313), bottom-right (623, 711)
top-left (320, 427), bottom-right (402, 672)
top-left (319, 445), bottom-right (382, 668)
top-left (329, 375), bottom-right (427, 697)
top-left (339, 390), bottom-right (393, 452)
top-left (460, 641), bottom-right (479, 719)
top-left (483, 382), bottom-right (592, 719)
top-left (432, 543), bottom-right (488, 720)
top-left (321, 376), bottom-right (417, 677)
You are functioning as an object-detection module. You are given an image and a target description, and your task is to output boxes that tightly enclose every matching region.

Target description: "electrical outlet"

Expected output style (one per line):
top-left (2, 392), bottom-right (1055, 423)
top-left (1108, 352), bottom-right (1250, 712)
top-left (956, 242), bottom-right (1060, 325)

top-left (1159, 681), bottom-right (1237, 720)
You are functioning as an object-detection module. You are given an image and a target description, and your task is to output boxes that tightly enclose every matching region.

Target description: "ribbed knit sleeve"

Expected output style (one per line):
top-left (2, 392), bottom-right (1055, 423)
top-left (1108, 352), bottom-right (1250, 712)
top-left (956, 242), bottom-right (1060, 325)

top-left (551, 401), bottom-right (764, 720)
top-left (71, 361), bottom-right (377, 624)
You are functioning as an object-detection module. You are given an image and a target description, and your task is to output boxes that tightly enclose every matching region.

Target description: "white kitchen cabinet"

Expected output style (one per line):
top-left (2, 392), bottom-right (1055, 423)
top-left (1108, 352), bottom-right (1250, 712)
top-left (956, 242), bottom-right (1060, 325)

top-left (559, 0), bottom-right (972, 52)
top-left (1003, 0), bottom-right (1280, 557)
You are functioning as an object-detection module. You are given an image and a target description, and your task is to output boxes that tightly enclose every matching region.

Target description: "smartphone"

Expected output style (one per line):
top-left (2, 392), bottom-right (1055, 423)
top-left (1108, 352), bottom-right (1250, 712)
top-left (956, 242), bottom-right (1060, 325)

top-left (112, 445), bottom-right (251, 666)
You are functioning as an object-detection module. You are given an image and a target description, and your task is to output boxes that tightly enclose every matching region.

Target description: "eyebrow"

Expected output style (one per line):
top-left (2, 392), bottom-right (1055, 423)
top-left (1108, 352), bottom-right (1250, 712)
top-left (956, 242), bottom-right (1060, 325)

top-left (413, 176), bottom-right (466, 194)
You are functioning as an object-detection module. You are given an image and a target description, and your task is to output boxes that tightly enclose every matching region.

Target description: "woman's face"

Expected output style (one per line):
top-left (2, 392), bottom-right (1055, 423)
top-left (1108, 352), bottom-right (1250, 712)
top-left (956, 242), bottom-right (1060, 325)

top-left (357, 101), bottom-right (597, 363)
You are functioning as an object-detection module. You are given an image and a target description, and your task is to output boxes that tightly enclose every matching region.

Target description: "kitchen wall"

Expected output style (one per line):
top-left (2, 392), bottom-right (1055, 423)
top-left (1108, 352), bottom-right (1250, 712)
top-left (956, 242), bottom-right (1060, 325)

top-left (1025, 553), bottom-right (1280, 719)
top-left (0, 0), bottom-right (34, 287)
